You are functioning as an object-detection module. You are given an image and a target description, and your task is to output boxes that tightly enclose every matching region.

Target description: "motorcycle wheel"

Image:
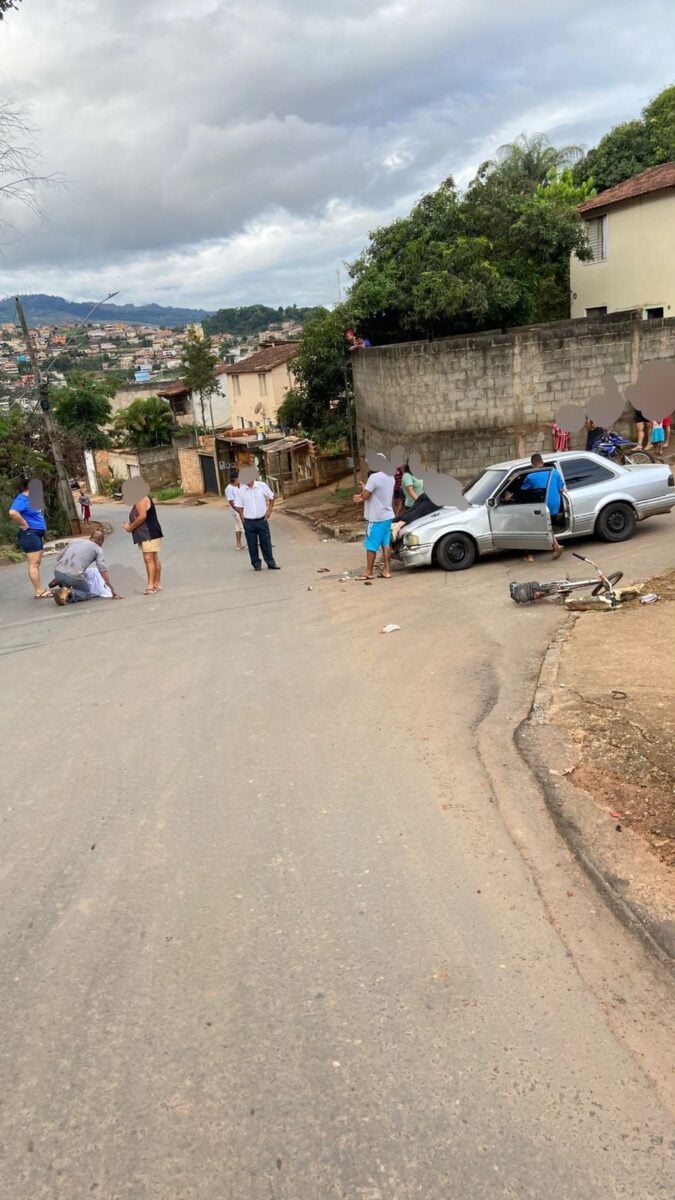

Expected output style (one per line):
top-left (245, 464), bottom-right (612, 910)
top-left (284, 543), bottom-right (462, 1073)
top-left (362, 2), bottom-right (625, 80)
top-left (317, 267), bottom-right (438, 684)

top-left (591, 571), bottom-right (623, 596)
top-left (625, 450), bottom-right (655, 464)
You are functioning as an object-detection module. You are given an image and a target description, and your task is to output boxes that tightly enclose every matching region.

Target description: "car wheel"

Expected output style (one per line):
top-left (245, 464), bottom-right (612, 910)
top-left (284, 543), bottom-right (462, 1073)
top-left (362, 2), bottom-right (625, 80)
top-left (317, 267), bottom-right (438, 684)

top-left (595, 503), bottom-right (636, 542)
top-left (435, 532), bottom-right (476, 571)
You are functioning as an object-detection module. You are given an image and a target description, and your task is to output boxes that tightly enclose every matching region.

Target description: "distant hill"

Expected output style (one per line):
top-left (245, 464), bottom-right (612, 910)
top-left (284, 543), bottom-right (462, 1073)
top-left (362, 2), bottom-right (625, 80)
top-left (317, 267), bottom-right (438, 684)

top-left (203, 304), bottom-right (327, 337)
top-left (0, 293), bottom-right (213, 328)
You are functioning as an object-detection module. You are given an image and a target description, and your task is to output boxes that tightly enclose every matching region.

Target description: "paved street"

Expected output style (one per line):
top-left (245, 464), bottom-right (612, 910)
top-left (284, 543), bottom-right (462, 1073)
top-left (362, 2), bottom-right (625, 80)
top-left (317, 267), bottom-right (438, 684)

top-left (1, 503), bottom-right (674, 1200)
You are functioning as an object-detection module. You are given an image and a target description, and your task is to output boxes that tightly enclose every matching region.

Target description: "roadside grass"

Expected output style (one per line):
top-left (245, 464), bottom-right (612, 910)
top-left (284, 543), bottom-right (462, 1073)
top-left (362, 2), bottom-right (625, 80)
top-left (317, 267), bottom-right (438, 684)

top-left (151, 485), bottom-right (184, 501)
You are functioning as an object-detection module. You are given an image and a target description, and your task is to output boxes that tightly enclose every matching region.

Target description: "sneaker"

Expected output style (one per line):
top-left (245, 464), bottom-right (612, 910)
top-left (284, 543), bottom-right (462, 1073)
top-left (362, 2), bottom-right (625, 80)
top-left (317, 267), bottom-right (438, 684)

top-left (253, 565), bottom-right (262, 571)
top-left (267, 563), bottom-right (281, 570)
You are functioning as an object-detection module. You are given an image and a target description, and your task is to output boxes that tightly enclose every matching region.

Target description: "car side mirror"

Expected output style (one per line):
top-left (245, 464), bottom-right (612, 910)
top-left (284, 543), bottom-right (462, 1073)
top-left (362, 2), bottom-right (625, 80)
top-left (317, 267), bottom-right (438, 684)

top-left (486, 496), bottom-right (497, 509)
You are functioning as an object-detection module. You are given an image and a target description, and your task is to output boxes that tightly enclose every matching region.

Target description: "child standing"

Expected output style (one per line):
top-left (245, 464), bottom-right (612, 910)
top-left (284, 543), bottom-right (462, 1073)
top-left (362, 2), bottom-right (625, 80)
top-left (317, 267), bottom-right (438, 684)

top-left (650, 420), bottom-right (666, 454)
top-left (79, 489), bottom-right (92, 522)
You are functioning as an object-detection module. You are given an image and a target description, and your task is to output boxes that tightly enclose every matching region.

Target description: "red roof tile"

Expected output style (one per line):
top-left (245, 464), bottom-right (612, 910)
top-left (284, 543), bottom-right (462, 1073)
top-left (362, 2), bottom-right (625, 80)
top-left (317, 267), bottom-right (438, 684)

top-left (223, 342), bottom-right (299, 375)
top-left (578, 162), bottom-right (675, 213)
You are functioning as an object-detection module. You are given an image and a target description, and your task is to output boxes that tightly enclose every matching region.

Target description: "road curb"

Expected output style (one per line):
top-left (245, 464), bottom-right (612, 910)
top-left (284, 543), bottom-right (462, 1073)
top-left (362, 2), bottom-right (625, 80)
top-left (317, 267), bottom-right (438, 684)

top-left (515, 618), bottom-right (675, 968)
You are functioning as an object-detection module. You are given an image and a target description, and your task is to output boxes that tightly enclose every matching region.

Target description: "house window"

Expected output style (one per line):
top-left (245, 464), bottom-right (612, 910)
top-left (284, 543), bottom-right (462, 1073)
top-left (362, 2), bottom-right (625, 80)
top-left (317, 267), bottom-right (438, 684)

top-left (258, 373), bottom-right (267, 396)
top-left (231, 374), bottom-right (241, 397)
top-left (644, 306), bottom-right (664, 319)
top-left (585, 306), bottom-right (607, 318)
top-left (585, 215), bottom-right (607, 262)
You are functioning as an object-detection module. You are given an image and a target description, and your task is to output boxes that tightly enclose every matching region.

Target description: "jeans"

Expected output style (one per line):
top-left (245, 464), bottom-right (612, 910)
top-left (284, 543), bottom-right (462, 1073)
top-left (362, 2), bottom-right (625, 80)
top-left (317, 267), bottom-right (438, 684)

top-left (54, 569), bottom-right (92, 603)
top-left (243, 517), bottom-right (276, 568)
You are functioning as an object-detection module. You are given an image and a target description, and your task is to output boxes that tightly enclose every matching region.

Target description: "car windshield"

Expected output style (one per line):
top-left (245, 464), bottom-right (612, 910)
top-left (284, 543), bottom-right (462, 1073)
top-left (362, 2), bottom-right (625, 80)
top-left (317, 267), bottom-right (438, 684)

top-left (463, 469), bottom-right (508, 506)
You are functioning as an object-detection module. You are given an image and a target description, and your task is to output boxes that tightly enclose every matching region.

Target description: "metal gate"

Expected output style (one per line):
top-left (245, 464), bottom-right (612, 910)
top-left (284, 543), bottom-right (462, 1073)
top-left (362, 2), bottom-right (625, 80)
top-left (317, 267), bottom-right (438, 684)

top-left (199, 453), bottom-right (219, 494)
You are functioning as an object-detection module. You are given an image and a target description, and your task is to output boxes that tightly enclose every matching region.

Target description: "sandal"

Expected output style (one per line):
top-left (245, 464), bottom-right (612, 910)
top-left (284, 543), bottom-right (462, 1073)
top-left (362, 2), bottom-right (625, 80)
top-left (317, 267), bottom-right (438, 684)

top-left (354, 574), bottom-right (374, 581)
top-left (34, 589), bottom-right (52, 599)
top-left (143, 588), bottom-right (156, 595)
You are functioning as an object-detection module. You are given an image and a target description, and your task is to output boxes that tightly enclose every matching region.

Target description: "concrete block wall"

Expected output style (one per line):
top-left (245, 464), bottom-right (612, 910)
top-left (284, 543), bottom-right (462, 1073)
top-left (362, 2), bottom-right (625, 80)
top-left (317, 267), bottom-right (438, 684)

top-left (177, 447), bottom-right (205, 495)
top-left (353, 314), bottom-right (675, 480)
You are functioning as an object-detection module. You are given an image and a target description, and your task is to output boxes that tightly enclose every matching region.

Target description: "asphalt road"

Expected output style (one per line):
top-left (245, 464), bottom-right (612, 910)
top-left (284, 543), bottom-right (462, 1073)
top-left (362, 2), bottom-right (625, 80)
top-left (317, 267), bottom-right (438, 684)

top-left (1, 503), bottom-right (674, 1200)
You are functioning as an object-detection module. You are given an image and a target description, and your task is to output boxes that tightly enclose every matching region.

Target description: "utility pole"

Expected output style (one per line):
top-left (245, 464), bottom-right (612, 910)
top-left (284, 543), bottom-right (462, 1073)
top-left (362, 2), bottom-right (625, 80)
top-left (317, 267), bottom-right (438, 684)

top-left (336, 270), bottom-right (358, 488)
top-left (15, 297), bottom-right (81, 532)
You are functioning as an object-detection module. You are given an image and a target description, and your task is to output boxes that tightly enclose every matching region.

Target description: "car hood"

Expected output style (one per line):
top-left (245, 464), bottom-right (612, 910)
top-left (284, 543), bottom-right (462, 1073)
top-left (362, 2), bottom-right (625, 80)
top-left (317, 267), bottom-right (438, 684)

top-left (404, 504), bottom-right (483, 537)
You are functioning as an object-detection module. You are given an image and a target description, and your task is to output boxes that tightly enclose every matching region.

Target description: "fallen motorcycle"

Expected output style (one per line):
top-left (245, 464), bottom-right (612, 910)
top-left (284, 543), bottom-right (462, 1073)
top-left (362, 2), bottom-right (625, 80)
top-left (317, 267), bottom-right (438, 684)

top-left (509, 552), bottom-right (622, 606)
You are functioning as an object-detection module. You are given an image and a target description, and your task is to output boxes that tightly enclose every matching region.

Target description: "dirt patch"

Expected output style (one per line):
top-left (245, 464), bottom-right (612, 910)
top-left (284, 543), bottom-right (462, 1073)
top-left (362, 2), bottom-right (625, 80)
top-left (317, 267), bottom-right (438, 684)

top-left (551, 569), bottom-right (675, 873)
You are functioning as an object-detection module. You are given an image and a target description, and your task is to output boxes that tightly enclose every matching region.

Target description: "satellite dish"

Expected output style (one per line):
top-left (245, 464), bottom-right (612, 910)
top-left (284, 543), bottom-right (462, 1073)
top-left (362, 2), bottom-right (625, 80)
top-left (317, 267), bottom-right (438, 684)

top-left (254, 402), bottom-right (263, 414)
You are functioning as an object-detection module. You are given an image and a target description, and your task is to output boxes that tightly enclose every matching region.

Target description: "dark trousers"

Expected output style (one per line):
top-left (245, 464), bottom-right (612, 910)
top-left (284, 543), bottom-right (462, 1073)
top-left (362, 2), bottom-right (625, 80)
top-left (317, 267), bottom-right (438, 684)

top-left (54, 569), bottom-right (92, 603)
top-left (243, 517), bottom-right (275, 568)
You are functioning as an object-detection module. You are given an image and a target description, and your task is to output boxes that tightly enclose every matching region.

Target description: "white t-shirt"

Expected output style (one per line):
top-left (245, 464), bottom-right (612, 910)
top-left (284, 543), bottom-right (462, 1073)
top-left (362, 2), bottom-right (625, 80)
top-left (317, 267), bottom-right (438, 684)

top-left (225, 483), bottom-right (241, 508)
top-left (363, 471), bottom-right (395, 522)
top-left (239, 481), bottom-right (274, 519)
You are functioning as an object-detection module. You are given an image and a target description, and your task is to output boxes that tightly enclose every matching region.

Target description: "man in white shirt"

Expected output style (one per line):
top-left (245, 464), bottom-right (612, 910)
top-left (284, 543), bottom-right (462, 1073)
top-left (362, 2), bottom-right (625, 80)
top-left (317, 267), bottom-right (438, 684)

top-left (236, 475), bottom-right (281, 571)
top-left (225, 471), bottom-right (244, 551)
top-left (353, 462), bottom-right (395, 580)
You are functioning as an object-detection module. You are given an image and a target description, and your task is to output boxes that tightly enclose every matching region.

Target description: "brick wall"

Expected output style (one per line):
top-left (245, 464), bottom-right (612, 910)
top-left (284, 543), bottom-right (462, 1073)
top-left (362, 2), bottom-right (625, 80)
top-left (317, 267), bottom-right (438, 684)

top-left (106, 446), bottom-right (180, 490)
top-left (352, 313), bottom-right (675, 480)
top-left (177, 447), bottom-right (204, 495)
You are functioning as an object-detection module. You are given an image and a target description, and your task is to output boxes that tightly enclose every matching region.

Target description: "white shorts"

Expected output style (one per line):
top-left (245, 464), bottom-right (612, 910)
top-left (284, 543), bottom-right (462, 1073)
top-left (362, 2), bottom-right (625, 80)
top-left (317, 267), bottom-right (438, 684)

top-left (231, 509), bottom-right (243, 532)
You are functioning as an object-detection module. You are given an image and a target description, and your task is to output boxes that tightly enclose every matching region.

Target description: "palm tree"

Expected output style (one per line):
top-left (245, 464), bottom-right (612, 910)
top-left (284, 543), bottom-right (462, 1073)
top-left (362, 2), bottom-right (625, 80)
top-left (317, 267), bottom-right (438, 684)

top-left (113, 396), bottom-right (173, 449)
top-left (488, 133), bottom-right (583, 189)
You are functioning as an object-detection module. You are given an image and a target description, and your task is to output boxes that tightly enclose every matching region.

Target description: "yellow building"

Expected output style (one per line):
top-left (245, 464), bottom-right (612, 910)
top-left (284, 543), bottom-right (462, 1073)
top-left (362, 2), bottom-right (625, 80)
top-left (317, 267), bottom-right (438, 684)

top-left (223, 341), bottom-right (299, 429)
top-left (570, 162), bottom-right (675, 320)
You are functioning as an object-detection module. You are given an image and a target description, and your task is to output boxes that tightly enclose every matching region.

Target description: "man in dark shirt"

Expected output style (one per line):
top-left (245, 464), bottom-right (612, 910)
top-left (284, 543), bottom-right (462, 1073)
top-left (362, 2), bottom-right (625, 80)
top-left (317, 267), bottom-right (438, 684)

top-left (585, 419), bottom-right (605, 452)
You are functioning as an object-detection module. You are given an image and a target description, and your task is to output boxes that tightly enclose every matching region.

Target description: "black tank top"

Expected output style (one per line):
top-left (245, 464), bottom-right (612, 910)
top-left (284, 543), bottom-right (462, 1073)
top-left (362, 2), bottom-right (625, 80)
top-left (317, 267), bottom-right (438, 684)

top-left (130, 498), bottom-right (163, 544)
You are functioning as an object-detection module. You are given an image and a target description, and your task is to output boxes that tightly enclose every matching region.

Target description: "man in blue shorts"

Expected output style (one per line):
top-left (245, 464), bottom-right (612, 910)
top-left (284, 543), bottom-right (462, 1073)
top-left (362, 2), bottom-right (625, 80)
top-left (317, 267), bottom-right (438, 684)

top-left (353, 465), bottom-right (395, 579)
top-left (520, 452), bottom-right (567, 560)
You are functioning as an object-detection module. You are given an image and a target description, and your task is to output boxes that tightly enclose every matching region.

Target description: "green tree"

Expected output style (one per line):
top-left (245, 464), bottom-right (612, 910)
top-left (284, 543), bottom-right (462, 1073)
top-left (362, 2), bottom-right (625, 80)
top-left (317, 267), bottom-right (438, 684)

top-left (643, 84), bottom-right (675, 164)
top-left (51, 371), bottom-right (115, 448)
top-left (573, 120), bottom-right (653, 192)
top-left (485, 133), bottom-right (582, 189)
top-left (572, 84), bottom-right (675, 192)
top-left (349, 154), bottom-right (592, 339)
top-left (113, 396), bottom-right (173, 449)
top-left (277, 309), bottom-right (352, 447)
top-left (0, 409), bottom-right (69, 543)
top-left (0, 1), bottom-right (21, 18)
top-left (180, 327), bottom-right (217, 426)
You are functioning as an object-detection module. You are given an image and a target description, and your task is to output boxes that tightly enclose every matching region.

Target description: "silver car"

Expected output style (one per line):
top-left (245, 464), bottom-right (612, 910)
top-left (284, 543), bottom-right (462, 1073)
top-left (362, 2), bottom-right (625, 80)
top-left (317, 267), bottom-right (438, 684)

top-left (399, 451), bottom-right (675, 571)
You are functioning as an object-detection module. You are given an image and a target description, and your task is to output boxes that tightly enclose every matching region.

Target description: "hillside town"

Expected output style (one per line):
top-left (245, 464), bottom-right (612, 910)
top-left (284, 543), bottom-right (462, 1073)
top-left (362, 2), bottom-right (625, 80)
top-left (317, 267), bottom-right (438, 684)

top-left (0, 311), bottom-right (305, 411)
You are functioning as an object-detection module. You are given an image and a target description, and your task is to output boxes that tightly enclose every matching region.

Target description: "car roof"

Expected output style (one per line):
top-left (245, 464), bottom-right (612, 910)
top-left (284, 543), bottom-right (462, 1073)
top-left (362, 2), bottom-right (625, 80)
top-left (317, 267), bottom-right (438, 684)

top-left (487, 450), bottom-right (623, 472)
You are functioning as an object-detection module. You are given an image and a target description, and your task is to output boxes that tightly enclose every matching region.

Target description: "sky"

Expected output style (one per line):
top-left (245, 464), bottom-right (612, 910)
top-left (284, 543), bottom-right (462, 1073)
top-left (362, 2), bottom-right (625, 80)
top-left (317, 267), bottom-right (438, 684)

top-left (0, 0), bottom-right (674, 311)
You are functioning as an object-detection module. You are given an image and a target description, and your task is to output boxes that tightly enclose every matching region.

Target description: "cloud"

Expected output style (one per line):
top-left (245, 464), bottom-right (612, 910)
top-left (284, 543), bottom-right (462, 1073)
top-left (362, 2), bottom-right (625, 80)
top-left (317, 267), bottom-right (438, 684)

top-left (1, 0), bottom-right (674, 306)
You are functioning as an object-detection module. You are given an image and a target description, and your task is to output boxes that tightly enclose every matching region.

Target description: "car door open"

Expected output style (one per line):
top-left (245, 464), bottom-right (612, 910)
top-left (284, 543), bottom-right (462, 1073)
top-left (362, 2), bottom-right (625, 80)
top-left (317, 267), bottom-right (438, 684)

top-left (487, 496), bottom-right (553, 551)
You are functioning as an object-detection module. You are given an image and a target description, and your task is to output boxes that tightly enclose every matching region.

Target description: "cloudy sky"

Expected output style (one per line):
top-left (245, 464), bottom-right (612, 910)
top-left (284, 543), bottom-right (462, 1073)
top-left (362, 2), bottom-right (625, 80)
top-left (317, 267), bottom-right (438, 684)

top-left (1, 0), bottom-right (674, 310)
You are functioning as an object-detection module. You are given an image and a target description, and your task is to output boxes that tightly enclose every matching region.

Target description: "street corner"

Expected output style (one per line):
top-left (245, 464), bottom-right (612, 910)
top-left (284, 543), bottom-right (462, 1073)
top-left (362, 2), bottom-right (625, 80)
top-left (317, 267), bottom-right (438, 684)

top-left (517, 568), bottom-right (675, 963)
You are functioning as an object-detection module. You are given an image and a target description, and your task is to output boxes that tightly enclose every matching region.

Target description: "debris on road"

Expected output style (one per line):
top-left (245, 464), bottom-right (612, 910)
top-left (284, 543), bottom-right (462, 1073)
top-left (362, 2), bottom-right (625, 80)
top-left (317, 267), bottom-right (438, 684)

top-left (381, 624), bottom-right (401, 634)
top-left (317, 568), bottom-right (330, 573)
top-left (640, 592), bottom-right (659, 604)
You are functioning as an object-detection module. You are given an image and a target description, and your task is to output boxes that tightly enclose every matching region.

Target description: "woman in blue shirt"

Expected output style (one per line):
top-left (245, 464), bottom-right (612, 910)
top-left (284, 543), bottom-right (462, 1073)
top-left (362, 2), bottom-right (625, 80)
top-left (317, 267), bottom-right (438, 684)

top-left (8, 480), bottom-right (50, 598)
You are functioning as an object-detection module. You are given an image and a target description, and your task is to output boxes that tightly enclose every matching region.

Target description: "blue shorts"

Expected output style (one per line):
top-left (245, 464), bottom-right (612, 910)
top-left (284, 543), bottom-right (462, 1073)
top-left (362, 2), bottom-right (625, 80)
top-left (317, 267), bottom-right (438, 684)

top-left (365, 519), bottom-right (392, 552)
top-left (17, 529), bottom-right (45, 554)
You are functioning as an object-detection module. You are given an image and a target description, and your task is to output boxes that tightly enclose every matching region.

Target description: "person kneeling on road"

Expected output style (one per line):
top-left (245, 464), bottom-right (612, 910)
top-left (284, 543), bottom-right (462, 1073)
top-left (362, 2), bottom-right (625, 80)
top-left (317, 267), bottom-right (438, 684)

top-left (51, 530), bottom-right (122, 606)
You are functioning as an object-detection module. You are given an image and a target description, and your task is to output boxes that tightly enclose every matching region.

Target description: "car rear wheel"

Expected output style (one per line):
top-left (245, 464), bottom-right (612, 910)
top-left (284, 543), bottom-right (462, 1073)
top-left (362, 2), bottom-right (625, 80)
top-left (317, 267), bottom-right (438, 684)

top-left (435, 532), bottom-right (476, 571)
top-left (595, 503), bottom-right (636, 542)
